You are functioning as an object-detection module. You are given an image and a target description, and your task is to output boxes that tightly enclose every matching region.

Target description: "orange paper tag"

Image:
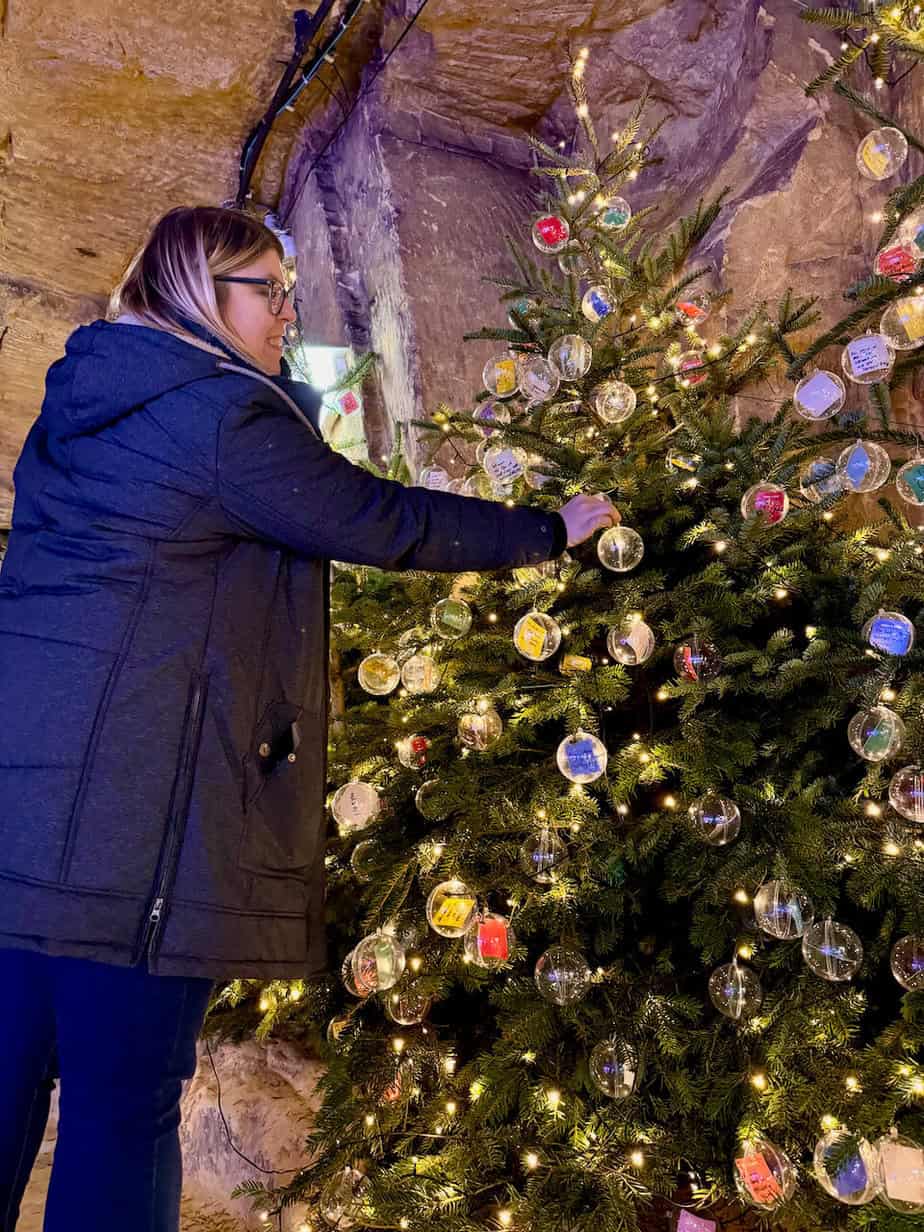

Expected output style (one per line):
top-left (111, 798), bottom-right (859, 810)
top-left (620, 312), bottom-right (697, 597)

top-left (735, 1153), bottom-right (782, 1205)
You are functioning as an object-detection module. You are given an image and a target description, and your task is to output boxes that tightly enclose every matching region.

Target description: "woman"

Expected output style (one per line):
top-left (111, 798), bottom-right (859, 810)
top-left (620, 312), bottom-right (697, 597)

top-left (0, 206), bottom-right (618, 1231)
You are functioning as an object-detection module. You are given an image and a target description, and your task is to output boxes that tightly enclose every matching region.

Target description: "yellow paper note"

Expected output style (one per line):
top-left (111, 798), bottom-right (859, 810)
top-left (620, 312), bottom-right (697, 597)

top-left (862, 137), bottom-right (890, 178)
top-left (516, 615), bottom-right (548, 659)
top-left (433, 896), bottom-right (476, 930)
top-left (898, 298), bottom-right (924, 341)
top-left (494, 360), bottom-right (517, 396)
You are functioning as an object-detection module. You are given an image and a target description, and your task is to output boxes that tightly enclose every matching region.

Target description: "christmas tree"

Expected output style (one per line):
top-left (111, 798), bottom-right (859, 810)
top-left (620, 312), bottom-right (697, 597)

top-left (212, 52), bottom-right (924, 1232)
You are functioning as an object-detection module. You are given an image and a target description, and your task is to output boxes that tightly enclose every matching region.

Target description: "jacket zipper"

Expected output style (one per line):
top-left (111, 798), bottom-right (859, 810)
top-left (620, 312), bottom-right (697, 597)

top-left (139, 674), bottom-right (208, 965)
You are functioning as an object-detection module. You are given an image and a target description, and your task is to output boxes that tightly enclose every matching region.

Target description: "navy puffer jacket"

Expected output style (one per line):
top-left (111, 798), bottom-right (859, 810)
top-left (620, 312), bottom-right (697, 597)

top-left (0, 319), bottom-right (567, 980)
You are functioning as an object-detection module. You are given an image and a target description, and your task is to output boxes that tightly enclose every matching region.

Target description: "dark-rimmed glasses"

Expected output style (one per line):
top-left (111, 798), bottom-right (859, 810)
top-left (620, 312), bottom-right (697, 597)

top-left (214, 276), bottom-right (295, 316)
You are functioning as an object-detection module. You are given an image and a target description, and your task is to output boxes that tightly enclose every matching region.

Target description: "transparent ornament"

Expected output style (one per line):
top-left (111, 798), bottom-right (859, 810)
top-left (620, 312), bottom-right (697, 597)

top-left (430, 597), bottom-right (473, 640)
top-left (674, 636), bottom-right (723, 682)
top-left (426, 878), bottom-right (477, 937)
top-left (396, 733), bottom-right (430, 769)
top-left (793, 369), bottom-right (847, 420)
top-left (581, 284), bottom-right (615, 322)
top-left (358, 652), bottom-right (400, 695)
top-left (473, 401), bottom-right (511, 437)
top-left (414, 778), bottom-right (451, 821)
top-left (341, 949), bottom-right (370, 999)
top-left (802, 917), bottom-right (864, 981)
top-left (881, 297), bottom-right (924, 351)
top-left (675, 351), bottom-right (707, 387)
top-left (534, 944), bottom-right (592, 1005)
top-left (483, 354), bottom-right (520, 399)
top-left (557, 247), bottom-right (586, 276)
top-left (589, 1037), bottom-right (640, 1098)
top-left (331, 781), bottom-right (381, 833)
top-left (900, 207), bottom-right (924, 253)
top-left (507, 296), bottom-right (539, 327)
top-left (875, 242), bottom-right (919, 281)
top-left (753, 879), bottom-right (814, 940)
top-left (531, 213), bottom-right (571, 253)
top-left (876, 1128), bottom-right (924, 1213)
top-left (417, 833), bottom-right (446, 874)
top-left (326, 1013), bottom-right (351, 1045)
top-left (462, 470), bottom-right (494, 500)
top-left (597, 525), bottom-right (645, 572)
top-left (556, 729), bottom-right (608, 784)
top-left (864, 609), bottom-right (914, 656)
top-left (891, 935), bottom-right (924, 990)
top-left (690, 794), bottom-right (741, 845)
top-left (740, 482), bottom-right (789, 526)
top-left (847, 705), bottom-right (905, 762)
top-left (352, 931), bottom-right (406, 994)
top-left (517, 355), bottom-right (560, 404)
top-left (709, 960), bottom-right (762, 1020)
top-left (856, 126), bottom-right (909, 180)
top-left (320, 1167), bottom-right (368, 1229)
top-left (548, 334), bottom-right (593, 379)
top-left (889, 765), bottom-right (924, 822)
top-left (350, 839), bottom-right (379, 884)
top-left (666, 449), bottom-right (700, 474)
top-left (463, 911), bottom-right (515, 966)
top-left (483, 444), bottom-right (527, 485)
top-left (519, 826), bottom-right (568, 883)
top-left (475, 439), bottom-right (491, 466)
top-left (836, 439), bottom-right (892, 493)
top-left (896, 457), bottom-right (924, 505)
top-left (458, 707), bottom-right (503, 750)
top-left (734, 1136), bottom-right (796, 1211)
top-left (598, 195), bottom-right (632, 229)
top-left (419, 465), bottom-right (451, 491)
top-left (446, 478), bottom-right (463, 494)
top-left (675, 291), bottom-right (712, 325)
top-left (799, 456), bottom-right (846, 503)
top-left (606, 615), bottom-right (656, 665)
top-left (841, 332), bottom-right (895, 385)
top-left (593, 378), bottom-right (636, 423)
top-left (813, 1129), bottom-right (880, 1205)
top-left (513, 610), bottom-right (562, 661)
top-left (385, 985), bottom-right (431, 1025)
top-left (450, 571), bottom-right (480, 602)
top-left (401, 653), bottom-right (440, 694)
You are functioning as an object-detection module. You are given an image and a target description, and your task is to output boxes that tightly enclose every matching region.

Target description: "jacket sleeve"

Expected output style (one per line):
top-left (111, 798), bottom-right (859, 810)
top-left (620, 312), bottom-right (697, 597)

top-left (216, 390), bottom-right (568, 572)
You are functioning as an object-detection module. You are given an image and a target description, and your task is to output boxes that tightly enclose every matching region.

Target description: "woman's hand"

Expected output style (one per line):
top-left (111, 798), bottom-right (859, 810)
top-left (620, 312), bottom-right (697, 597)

top-left (557, 493), bottom-right (620, 547)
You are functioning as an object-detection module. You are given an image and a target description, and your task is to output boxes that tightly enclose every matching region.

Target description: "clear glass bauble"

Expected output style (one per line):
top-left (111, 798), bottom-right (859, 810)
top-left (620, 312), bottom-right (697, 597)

top-left (889, 765), bottom-right (924, 822)
top-left (458, 707), bottom-right (503, 750)
top-left (352, 931), bottom-right (406, 994)
top-left (799, 456), bottom-right (846, 503)
top-left (531, 213), bottom-right (571, 253)
top-left (483, 444), bottom-right (527, 486)
top-left (358, 652), bottom-right (400, 695)
top-left (581, 284), bottom-right (615, 322)
top-left (674, 635), bottom-right (723, 682)
top-left (793, 369), bottom-right (847, 420)
top-left (557, 246), bottom-right (586, 276)
top-left (426, 878), bottom-right (477, 937)
top-left (507, 296), bottom-right (539, 327)
top-left (841, 332), bottom-right (895, 385)
top-left (462, 470), bottom-right (495, 500)
top-left (430, 597), bottom-right (473, 640)
top-left (880, 297), bottom-right (924, 350)
top-left (675, 351), bottom-right (707, 387)
top-left (548, 333), bottom-right (593, 379)
top-left (866, 608), bottom-right (914, 658)
top-left (891, 935), bottom-right (924, 990)
top-left (517, 355), bottom-right (560, 404)
top-left (419, 465), bottom-right (451, 491)
top-left (740, 482), bottom-right (789, 526)
top-left (320, 1166), bottom-right (368, 1229)
top-left (473, 400), bottom-right (511, 437)
top-left (802, 917), bottom-right (864, 981)
top-left (513, 610), bottom-right (562, 661)
top-left (836, 439), bottom-right (892, 493)
top-left (589, 1038), bottom-right (640, 1098)
top-left (607, 616), bottom-right (656, 665)
top-left (385, 985), bottom-right (431, 1025)
top-left (856, 126), bottom-right (909, 181)
top-left (475, 439), bottom-right (491, 466)
top-left (690, 794), bottom-right (741, 845)
top-left (709, 960), bottom-right (762, 1020)
top-left (463, 911), bottom-right (515, 966)
top-left (534, 944), bottom-right (592, 1005)
top-left (414, 778), bottom-right (451, 821)
top-left (593, 378), bottom-right (636, 423)
top-left (556, 729), bottom-right (608, 784)
top-left (847, 705), bottom-right (905, 762)
top-left (350, 840), bottom-right (379, 883)
top-left (396, 733), bottom-right (430, 769)
top-left (876, 1129), bottom-right (924, 1213)
top-left (331, 781), bottom-right (381, 833)
top-left (598, 195), bottom-right (632, 229)
top-left (896, 458), bottom-right (924, 505)
top-left (341, 949), bottom-right (370, 999)
top-left (483, 354), bottom-right (520, 399)
top-left (401, 653), bottom-right (440, 694)
top-left (519, 826), bottom-right (568, 883)
top-left (597, 525), bottom-right (645, 572)
top-left (875, 243), bottom-right (919, 281)
top-left (753, 879), bottom-right (814, 939)
top-left (675, 291), bottom-right (712, 325)
top-left (666, 449), bottom-right (700, 474)
top-left (326, 1013), bottom-right (352, 1045)
top-left (734, 1136), bottom-right (796, 1210)
top-left (900, 207), bottom-right (924, 253)
top-left (813, 1129), bottom-right (880, 1205)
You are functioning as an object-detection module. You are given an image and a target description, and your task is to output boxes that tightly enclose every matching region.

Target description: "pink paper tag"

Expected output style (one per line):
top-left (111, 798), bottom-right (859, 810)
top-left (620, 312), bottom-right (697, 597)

top-left (754, 489), bottom-right (785, 523)
top-left (677, 1214), bottom-right (716, 1232)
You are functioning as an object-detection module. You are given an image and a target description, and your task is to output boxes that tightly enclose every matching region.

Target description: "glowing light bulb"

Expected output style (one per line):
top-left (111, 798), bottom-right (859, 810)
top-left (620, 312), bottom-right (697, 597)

top-left (525, 1152), bottom-right (539, 1169)
top-left (393, 1037), bottom-right (406, 1054)
top-left (751, 1072), bottom-right (767, 1091)
top-left (845, 1074), bottom-right (860, 1091)
top-left (733, 888), bottom-right (749, 904)
top-left (630, 1150), bottom-right (645, 1167)
top-left (714, 540), bottom-right (728, 553)
top-left (866, 802), bottom-right (882, 817)
top-left (546, 1088), bottom-right (561, 1109)
top-left (365, 1113), bottom-right (375, 1127)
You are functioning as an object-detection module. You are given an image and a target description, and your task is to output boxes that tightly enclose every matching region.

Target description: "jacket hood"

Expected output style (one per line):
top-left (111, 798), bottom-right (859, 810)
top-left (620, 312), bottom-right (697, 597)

top-left (42, 318), bottom-right (322, 437)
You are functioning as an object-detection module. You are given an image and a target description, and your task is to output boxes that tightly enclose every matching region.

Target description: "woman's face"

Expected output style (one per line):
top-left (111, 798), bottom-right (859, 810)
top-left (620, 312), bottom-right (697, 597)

top-left (217, 248), bottom-right (297, 375)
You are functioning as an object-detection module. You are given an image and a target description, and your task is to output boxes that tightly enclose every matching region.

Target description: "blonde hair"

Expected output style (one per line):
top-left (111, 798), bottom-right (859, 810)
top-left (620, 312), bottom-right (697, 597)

top-left (108, 205), bottom-right (284, 367)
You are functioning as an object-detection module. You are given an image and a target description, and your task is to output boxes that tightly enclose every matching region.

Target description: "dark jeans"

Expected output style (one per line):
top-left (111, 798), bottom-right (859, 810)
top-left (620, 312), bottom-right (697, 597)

top-left (0, 947), bottom-right (214, 1232)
